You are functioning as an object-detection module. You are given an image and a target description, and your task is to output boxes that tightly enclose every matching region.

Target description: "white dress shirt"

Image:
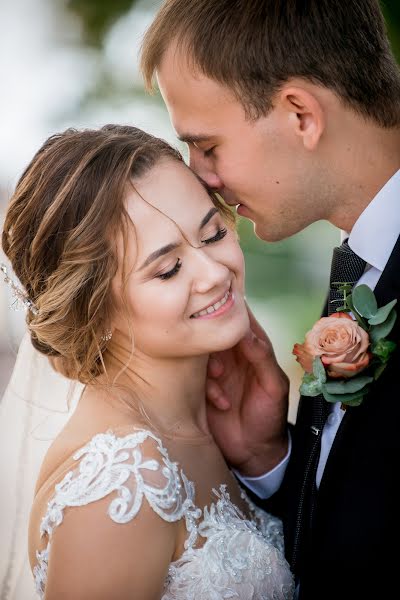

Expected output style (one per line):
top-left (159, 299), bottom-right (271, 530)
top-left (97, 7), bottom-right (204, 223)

top-left (239, 168), bottom-right (400, 498)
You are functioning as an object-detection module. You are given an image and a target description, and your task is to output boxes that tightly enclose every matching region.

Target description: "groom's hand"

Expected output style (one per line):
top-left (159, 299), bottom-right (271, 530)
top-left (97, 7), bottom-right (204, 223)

top-left (206, 305), bottom-right (289, 477)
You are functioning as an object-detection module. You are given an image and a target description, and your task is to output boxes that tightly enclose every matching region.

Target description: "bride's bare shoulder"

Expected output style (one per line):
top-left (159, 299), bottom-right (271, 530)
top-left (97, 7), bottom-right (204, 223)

top-left (28, 386), bottom-right (150, 563)
top-left (28, 407), bottom-right (183, 600)
top-left (37, 385), bottom-right (149, 488)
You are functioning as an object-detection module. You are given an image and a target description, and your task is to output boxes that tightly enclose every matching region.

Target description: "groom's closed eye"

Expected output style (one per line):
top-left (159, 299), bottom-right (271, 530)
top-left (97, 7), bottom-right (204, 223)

top-left (178, 133), bottom-right (217, 155)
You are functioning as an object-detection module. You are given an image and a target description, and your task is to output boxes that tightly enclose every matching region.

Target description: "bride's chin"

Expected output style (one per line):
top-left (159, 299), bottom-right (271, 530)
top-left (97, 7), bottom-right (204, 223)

top-left (213, 316), bottom-right (250, 352)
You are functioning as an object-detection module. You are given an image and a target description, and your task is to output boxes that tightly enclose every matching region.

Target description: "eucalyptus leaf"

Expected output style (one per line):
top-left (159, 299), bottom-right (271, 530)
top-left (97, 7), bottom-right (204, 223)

top-left (345, 293), bottom-right (354, 311)
top-left (352, 285), bottom-right (378, 318)
top-left (373, 363), bottom-right (387, 380)
top-left (331, 282), bottom-right (353, 289)
top-left (312, 357), bottom-right (327, 383)
top-left (323, 376), bottom-right (373, 395)
top-left (341, 396), bottom-right (364, 407)
top-left (368, 299), bottom-right (397, 325)
top-left (299, 375), bottom-right (322, 397)
top-left (321, 386), bottom-right (369, 405)
top-left (346, 294), bottom-right (368, 330)
top-left (371, 338), bottom-right (397, 362)
top-left (370, 308), bottom-right (397, 343)
top-left (333, 283), bottom-right (353, 295)
top-left (329, 300), bottom-right (343, 313)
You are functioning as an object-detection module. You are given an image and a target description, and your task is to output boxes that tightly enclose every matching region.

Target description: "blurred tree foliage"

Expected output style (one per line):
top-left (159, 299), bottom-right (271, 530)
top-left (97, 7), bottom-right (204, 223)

top-left (383, 0), bottom-right (400, 59)
top-left (67, 0), bottom-right (400, 58)
top-left (66, 0), bottom-right (140, 47)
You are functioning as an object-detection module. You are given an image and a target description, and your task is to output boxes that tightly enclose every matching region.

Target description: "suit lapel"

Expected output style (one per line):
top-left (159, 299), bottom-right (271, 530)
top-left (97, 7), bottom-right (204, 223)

top-left (372, 233), bottom-right (400, 337)
top-left (318, 233), bottom-right (400, 493)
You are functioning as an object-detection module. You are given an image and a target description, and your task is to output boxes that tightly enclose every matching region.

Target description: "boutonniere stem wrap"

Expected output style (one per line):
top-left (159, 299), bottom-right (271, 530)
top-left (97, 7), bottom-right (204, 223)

top-left (293, 284), bottom-right (398, 408)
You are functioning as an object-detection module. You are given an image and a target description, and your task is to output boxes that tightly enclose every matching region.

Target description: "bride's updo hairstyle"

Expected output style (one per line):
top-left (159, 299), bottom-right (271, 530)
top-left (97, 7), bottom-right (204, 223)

top-left (2, 125), bottom-right (232, 383)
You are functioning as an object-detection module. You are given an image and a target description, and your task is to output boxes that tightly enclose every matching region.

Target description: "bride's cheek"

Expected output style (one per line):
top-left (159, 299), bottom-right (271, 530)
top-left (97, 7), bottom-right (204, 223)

top-left (229, 242), bottom-right (245, 276)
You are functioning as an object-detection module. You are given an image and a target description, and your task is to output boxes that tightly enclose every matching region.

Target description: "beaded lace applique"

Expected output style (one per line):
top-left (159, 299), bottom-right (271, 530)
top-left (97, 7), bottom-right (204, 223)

top-left (33, 429), bottom-right (294, 600)
top-left (164, 486), bottom-right (293, 599)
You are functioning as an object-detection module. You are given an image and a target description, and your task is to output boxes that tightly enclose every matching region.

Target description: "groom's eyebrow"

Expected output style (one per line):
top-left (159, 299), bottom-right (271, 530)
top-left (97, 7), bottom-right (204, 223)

top-left (140, 208), bottom-right (219, 270)
top-left (177, 133), bottom-right (213, 144)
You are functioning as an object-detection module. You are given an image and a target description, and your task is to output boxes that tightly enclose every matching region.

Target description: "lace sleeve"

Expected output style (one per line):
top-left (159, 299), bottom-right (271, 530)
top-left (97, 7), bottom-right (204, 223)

top-left (34, 429), bottom-right (194, 599)
top-left (239, 489), bottom-right (286, 555)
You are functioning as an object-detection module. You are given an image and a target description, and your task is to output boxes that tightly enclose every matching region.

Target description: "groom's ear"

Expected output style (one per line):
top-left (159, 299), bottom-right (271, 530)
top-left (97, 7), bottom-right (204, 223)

top-left (279, 84), bottom-right (325, 151)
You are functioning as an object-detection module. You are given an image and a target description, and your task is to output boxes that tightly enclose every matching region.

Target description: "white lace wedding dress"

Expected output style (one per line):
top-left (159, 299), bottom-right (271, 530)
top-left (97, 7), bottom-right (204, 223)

top-left (32, 428), bottom-right (294, 599)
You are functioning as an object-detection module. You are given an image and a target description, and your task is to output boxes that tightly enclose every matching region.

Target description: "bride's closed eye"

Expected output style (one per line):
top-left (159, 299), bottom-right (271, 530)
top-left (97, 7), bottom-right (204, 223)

top-left (201, 226), bottom-right (228, 245)
top-left (157, 259), bottom-right (182, 281)
top-left (156, 226), bottom-right (228, 281)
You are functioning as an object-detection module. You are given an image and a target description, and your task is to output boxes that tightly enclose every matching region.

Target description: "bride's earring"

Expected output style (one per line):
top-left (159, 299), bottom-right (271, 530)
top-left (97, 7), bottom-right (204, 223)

top-left (101, 329), bottom-right (113, 343)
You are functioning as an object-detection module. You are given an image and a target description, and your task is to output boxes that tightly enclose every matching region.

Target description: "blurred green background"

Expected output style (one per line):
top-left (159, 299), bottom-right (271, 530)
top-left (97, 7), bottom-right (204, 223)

top-left (0, 0), bottom-right (399, 420)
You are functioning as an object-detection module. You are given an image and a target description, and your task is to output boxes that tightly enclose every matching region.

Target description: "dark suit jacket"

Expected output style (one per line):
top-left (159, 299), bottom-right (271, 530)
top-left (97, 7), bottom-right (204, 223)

top-left (256, 235), bottom-right (400, 600)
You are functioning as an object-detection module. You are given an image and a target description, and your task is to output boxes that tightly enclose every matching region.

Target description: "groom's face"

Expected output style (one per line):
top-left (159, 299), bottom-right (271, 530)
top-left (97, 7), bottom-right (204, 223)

top-left (157, 47), bottom-right (319, 242)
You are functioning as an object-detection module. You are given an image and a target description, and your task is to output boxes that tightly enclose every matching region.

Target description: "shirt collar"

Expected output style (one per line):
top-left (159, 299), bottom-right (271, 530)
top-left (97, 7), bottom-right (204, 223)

top-left (347, 169), bottom-right (400, 272)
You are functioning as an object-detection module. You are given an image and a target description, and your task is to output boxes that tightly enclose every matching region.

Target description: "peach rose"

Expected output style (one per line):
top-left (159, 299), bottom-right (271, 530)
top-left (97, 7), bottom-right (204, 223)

top-left (293, 312), bottom-right (371, 379)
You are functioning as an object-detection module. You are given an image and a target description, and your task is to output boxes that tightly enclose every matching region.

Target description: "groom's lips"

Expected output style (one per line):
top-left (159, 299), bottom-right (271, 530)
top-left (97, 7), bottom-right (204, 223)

top-left (221, 193), bottom-right (249, 215)
top-left (224, 199), bottom-right (246, 211)
top-left (236, 204), bottom-right (250, 216)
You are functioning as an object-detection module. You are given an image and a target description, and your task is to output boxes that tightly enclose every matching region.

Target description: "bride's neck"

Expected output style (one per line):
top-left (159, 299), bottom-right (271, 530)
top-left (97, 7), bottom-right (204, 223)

top-left (101, 338), bottom-right (211, 438)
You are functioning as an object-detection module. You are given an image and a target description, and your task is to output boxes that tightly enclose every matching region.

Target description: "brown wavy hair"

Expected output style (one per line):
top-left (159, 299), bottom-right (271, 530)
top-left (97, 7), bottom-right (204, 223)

top-left (2, 124), bottom-right (232, 384)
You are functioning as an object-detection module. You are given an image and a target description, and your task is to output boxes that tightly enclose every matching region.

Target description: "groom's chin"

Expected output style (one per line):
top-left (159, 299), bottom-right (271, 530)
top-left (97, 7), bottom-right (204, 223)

top-left (252, 222), bottom-right (286, 243)
top-left (253, 219), bottom-right (305, 243)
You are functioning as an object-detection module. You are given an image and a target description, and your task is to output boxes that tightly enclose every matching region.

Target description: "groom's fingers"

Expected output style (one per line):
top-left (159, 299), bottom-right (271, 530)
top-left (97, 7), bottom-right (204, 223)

top-left (242, 334), bottom-right (289, 401)
top-left (206, 379), bottom-right (231, 410)
top-left (239, 331), bottom-right (268, 359)
top-left (246, 302), bottom-right (271, 344)
top-left (239, 332), bottom-right (279, 387)
top-left (207, 355), bottom-right (224, 378)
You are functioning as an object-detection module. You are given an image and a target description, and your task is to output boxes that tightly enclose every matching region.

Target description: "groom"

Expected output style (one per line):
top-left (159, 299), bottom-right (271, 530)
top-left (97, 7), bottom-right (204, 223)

top-left (141, 1), bottom-right (400, 598)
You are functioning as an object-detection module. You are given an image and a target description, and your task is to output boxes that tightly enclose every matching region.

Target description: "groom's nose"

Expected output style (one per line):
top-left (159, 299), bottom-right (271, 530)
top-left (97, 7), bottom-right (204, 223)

top-left (189, 146), bottom-right (224, 190)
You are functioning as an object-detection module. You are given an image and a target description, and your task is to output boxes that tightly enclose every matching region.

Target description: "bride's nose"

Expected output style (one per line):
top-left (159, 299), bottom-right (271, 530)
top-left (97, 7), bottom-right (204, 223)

top-left (191, 251), bottom-right (229, 295)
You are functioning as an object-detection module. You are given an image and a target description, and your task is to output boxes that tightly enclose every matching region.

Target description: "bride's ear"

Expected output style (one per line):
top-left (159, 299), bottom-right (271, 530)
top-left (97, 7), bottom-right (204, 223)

top-left (279, 84), bottom-right (325, 151)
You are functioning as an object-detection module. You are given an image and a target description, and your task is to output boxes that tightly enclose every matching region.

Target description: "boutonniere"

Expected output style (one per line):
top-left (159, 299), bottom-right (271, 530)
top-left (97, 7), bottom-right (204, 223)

top-left (293, 284), bottom-right (398, 408)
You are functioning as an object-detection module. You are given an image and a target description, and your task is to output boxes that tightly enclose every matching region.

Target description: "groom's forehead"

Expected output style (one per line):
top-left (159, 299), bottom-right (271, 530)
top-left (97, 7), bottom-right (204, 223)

top-left (158, 43), bottom-right (235, 111)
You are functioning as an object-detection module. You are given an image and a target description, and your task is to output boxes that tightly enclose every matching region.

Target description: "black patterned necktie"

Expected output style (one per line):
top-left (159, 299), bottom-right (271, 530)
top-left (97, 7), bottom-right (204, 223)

top-left (290, 239), bottom-right (366, 576)
top-left (328, 240), bottom-right (367, 315)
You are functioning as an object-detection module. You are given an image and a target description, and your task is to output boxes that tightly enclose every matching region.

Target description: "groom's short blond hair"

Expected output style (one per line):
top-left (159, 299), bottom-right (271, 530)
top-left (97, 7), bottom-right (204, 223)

top-left (141, 0), bottom-right (400, 127)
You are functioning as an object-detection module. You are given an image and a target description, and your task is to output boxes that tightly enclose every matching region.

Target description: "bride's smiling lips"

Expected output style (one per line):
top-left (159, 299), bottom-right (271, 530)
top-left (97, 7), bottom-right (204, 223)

top-left (190, 284), bottom-right (234, 319)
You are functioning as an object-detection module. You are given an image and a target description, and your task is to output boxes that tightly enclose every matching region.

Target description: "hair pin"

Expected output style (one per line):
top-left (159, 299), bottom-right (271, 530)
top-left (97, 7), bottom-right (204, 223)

top-left (101, 329), bottom-right (113, 343)
top-left (0, 263), bottom-right (38, 315)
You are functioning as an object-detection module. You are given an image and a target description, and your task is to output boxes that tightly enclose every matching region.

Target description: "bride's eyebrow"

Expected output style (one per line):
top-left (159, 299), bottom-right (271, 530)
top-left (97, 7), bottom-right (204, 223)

top-left (139, 207), bottom-right (219, 270)
top-left (140, 242), bottom-right (180, 270)
top-left (200, 207), bottom-right (218, 229)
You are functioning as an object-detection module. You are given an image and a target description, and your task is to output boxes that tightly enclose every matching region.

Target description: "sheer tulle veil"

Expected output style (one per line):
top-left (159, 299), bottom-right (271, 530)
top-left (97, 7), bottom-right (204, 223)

top-left (0, 333), bottom-right (83, 599)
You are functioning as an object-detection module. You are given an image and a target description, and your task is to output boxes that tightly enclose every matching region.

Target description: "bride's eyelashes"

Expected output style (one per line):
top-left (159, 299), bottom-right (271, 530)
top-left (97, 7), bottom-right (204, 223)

top-left (156, 227), bottom-right (228, 281)
top-left (158, 258), bottom-right (182, 281)
top-left (201, 227), bottom-right (228, 245)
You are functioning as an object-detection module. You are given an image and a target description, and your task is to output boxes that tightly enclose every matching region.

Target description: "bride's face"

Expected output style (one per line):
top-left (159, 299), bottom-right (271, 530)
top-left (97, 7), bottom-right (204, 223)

top-left (112, 159), bottom-right (249, 359)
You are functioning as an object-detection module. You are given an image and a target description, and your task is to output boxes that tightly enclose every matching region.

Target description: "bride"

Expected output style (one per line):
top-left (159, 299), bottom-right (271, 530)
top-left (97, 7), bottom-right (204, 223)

top-left (1, 124), bottom-right (294, 599)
